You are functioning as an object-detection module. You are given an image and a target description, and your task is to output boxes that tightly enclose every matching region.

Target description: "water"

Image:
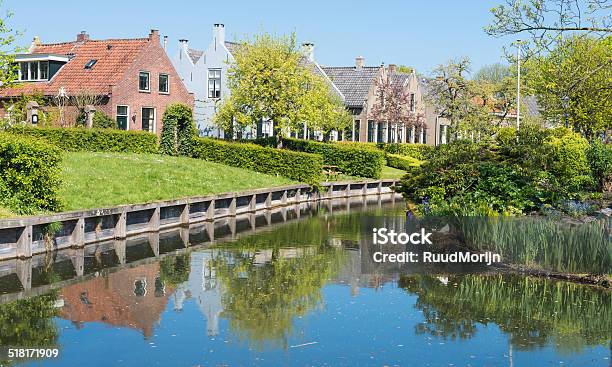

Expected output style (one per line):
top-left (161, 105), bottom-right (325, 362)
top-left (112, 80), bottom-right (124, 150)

top-left (0, 199), bottom-right (609, 367)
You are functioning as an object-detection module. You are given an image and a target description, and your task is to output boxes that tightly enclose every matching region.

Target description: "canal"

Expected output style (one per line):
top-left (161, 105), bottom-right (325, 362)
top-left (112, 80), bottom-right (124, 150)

top-left (0, 197), bottom-right (609, 366)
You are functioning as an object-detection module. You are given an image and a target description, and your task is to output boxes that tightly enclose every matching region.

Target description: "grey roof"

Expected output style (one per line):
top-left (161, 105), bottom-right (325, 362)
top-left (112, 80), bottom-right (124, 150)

top-left (390, 72), bottom-right (411, 87)
top-left (299, 57), bottom-right (344, 100)
top-left (187, 48), bottom-right (203, 64)
top-left (224, 41), bottom-right (240, 54)
top-left (321, 66), bottom-right (381, 107)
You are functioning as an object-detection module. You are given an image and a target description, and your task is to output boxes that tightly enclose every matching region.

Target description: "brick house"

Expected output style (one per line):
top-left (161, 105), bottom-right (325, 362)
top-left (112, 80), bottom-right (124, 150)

top-left (0, 30), bottom-right (193, 134)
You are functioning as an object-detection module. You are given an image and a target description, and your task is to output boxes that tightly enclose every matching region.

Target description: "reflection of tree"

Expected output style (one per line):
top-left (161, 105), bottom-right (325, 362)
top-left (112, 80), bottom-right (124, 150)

top-left (0, 292), bottom-right (59, 365)
top-left (399, 274), bottom-right (611, 354)
top-left (214, 244), bottom-right (344, 350)
top-left (159, 253), bottom-right (191, 287)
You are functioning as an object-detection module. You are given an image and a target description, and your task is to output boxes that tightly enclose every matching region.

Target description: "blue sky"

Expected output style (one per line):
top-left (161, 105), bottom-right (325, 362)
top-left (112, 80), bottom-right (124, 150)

top-left (6, 0), bottom-right (515, 75)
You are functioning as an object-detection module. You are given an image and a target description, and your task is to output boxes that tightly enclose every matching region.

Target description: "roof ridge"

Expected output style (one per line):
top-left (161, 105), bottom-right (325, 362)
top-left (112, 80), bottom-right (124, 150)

top-left (39, 37), bottom-right (149, 47)
top-left (322, 66), bottom-right (380, 69)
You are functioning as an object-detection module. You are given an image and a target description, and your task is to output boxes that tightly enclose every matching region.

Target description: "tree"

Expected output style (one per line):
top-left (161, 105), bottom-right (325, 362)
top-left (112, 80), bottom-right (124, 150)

top-left (369, 71), bottom-right (425, 139)
top-left (525, 35), bottom-right (611, 138)
top-left (473, 63), bottom-right (518, 127)
top-left (213, 32), bottom-right (350, 139)
top-left (425, 58), bottom-right (483, 137)
top-left (485, 0), bottom-right (612, 57)
top-left (160, 103), bottom-right (197, 156)
top-left (0, 1), bottom-right (22, 88)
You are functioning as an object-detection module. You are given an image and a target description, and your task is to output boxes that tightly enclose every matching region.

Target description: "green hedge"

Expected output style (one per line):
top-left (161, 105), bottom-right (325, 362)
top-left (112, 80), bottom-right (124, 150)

top-left (284, 138), bottom-right (385, 178)
top-left (0, 133), bottom-right (63, 214)
top-left (386, 154), bottom-right (423, 171)
top-left (378, 143), bottom-right (433, 159)
top-left (192, 138), bottom-right (323, 184)
top-left (7, 126), bottom-right (158, 153)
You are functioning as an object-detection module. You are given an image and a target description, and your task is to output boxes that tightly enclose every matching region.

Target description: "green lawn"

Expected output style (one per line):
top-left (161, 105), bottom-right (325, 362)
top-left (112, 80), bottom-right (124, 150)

top-left (381, 166), bottom-right (406, 179)
top-left (59, 152), bottom-right (295, 210)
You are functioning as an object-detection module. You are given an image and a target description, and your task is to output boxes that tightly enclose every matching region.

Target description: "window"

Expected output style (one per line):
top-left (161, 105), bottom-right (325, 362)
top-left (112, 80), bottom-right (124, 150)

top-left (409, 93), bottom-right (416, 112)
top-left (134, 279), bottom-right (147, 297)
top-left (367, 121), bottom-right (375, 142)
top-left (84, 59), bottom-right (97, 69)
top-left (39, 61), bottom-right (48, 79)
top-left (141, 107), bottom-right (155, 132)
top-left (116, 105), bottom-right (129, 130)
top-left (20, 63), bottom-right (28, 81)
top-left (377, 122), bottom-right (385, 142)
top-left (29, 62), bottom-right (38, 80)
top-left (159, 73), bottom-right (169, 93)
top-left (139, 71), bottom-right (150, 91)
top-left (208, 69), bottom-right (221, 98)
top-left (353, 120), bottom-right (360, 142)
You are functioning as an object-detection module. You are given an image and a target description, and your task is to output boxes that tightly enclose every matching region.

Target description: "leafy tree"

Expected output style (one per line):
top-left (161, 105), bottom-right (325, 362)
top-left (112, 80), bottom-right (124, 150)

top-left (0, 1), bottom-right (22, 88)
top-left (213, 32), bottom-right (350, 139)
top-left (426, 58), bottom-right (488, 138)
top-left (76, 110), bottom-right (116, 129)
top-left (160, 103), bottom-right (197, 156)
top-left (472, 63), bottom-right (519, 127)
top-left (485, 0), bottom-right (611, 57)
top-left (525, 35), bottom-right (611, 138)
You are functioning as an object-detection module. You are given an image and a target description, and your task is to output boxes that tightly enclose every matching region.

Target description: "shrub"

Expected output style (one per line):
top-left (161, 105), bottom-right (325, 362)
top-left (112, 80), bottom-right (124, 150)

top-left (76, 111), bottom-right (117, 129)
top-left (546, 130), bottom-right (594, 193)
top-left (6, 126), bottom-right (158, 154)
top-left (160, 104), bottom-right (197, 156)
top-left (586, 140), bottom-right (612, 191)
top-left (283, 138), bottom-right (385, 178)
top-left (0, 133), bottom-right (62, 214)
top-left (192, 138), bottom-right (323, 184)
top-left (386, 154), bottom-right (423, 171)
top-left (378, 143), bottom-right (433, 159)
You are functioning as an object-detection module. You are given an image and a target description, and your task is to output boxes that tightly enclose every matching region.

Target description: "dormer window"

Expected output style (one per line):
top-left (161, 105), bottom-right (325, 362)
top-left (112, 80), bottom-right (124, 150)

top-left (15, 54), bottom-right (69, 81)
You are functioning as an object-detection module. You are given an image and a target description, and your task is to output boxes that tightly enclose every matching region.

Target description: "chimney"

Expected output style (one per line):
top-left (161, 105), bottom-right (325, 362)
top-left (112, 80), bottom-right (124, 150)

top-left (149, 29), bottom-right (160, 43)
top-left (388, 64), bottom-right (397, 73)
top-left (213, 23), bottom-right (225, 44)
top-left (355, 56), bottom-right (365, 70)
top-left (178, 39), bottom-right (189, 50)
top-left (29, 36), bottom-right (41, 52)
top-left (163, 35), bottom-right (168, 51)
top-left (76, 31), bottom-right (89, 42)
top-left (302, 43), bottom-right (315, 62)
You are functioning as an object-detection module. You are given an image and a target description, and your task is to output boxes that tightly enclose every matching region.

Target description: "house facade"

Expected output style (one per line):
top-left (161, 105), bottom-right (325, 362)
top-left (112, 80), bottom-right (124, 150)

top-left (1, 30), bottom-right (193, 135)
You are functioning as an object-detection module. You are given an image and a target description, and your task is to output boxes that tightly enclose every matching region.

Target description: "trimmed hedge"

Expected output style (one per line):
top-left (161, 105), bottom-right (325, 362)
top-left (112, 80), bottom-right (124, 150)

top-left (0, 133), bottom-right (63, 214)
top-left (378, 143), bottom-right (433, 159)
top-left (7, 126), bottom-right (158, 154)
top-left (192, 138), bottom-right (323, 184)
top-left (284, 138), bottom-right (385, 178)
top-left (386, 154), bottom-right (423, 171)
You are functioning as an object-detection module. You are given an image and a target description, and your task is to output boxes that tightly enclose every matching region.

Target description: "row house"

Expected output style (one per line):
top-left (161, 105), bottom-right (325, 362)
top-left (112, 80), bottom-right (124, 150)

top-left (173, 24), bottom-right (449, 145)
top-left (0, 30), bottom-right (193, 134)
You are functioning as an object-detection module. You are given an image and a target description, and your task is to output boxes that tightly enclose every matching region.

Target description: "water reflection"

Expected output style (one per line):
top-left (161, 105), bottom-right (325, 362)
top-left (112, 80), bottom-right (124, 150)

top-left (0, 200), bottom-right (609, 366)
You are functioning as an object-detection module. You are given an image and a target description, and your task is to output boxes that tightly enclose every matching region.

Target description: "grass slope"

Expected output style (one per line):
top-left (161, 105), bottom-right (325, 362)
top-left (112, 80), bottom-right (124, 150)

top-left (59, 152), bottom-right (295, 211)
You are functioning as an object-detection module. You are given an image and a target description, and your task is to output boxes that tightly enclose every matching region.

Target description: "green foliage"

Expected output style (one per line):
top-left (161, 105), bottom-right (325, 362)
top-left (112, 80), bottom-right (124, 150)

top-left (192, 138), bottom-right (323, 184)
top-left (0, 93), bottom-right (47, 127)
top-left (377, 142), bottom-right (433, 159)
top-left (0, 292), bottom-right (59, 350)
top-left (0, 133), bottom-right (62, 214)
top-left (159, 253), bottom-right (191, 286)
top-left (398, 126), bottom-right (597, 215)
top-left (160, 104), bottom-right (197, 156)
top-left (586, 140), bottom-right (612, 190)
top-left (7, 126), bottom-right (158, 153)
top-left (386, 154), bottom-right (423, 171)
top-left (76, 110), bottom-right (117, 129)
top-left (525, 36), bottom-right (611, 138)
top-left (283, 138), bottom-right (385, 179)
top-left (214, 32), bottom-right (351, 136)
top-left (0, 1), bottom-right (22, 89)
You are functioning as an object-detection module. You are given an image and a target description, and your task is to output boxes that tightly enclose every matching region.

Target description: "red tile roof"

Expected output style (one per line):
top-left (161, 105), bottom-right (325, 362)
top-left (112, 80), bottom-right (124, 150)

top-left (1, 37), bottom-right (150, 97)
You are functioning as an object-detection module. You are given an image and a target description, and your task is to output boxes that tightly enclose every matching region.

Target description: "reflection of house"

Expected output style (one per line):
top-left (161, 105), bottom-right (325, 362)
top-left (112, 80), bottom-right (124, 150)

top-left (1, 30), bottom-right (193, 133)
top-left (60, 262), bottom-right (171, 338)
top-left (173, 251), bottom-right (223, 336)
